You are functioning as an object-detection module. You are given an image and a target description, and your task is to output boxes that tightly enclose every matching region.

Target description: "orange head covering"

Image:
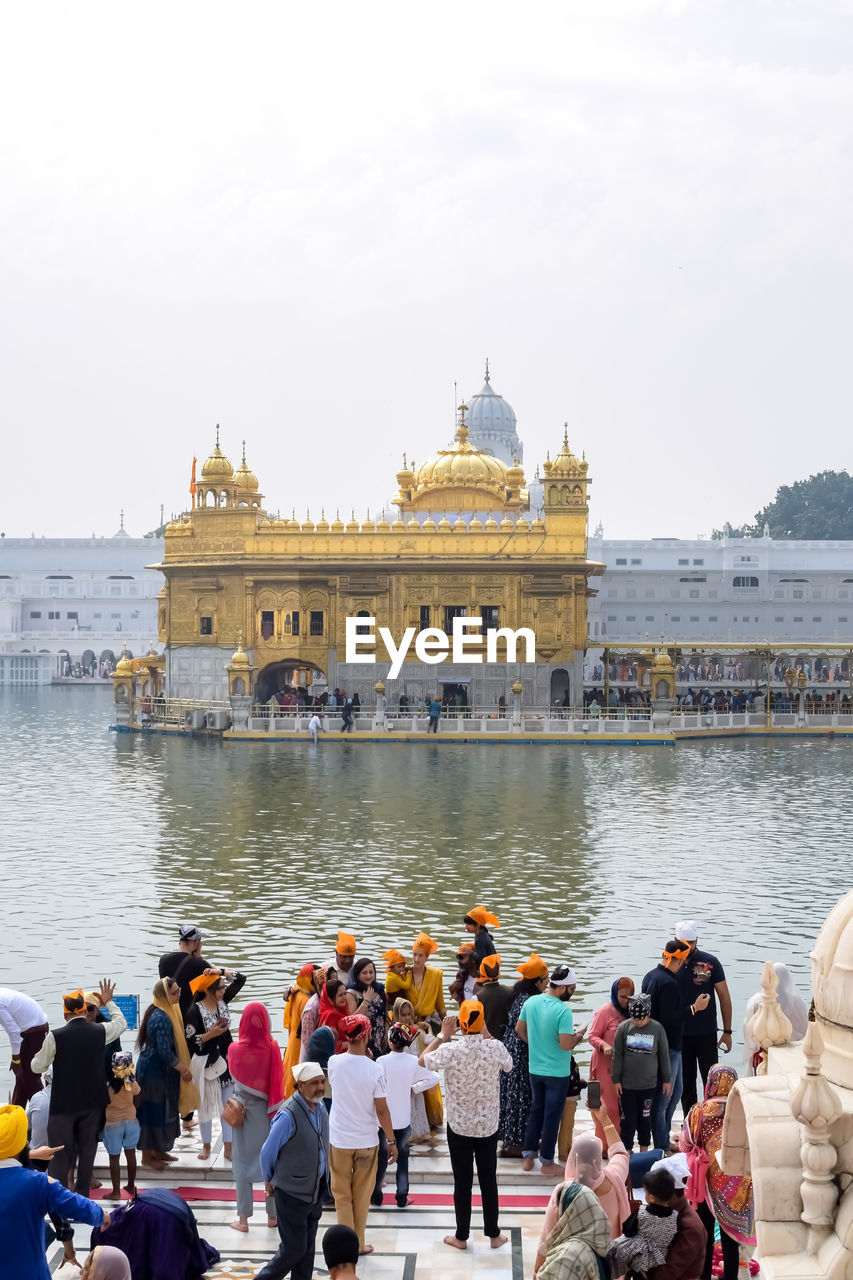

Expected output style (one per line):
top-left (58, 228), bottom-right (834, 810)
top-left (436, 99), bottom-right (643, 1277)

top-left (336, 931), bottom-right (357, 956)
top-left (459, 1000), bottom-right (485, 1034)
top-left (456, 941), bottom-right (475, 957)
top-left (662, 941), bottom-right (691, 971)
top-left (465, 905), bottom-right (500, 929)
top-left (382, 949), bottom-right (407, 969)
top-left (516, 953), bottom-right (548, 980)
top-left (63, 990), bottom-right (86, 1014)
top-left (479, 955), bottom-right (501, 982)
top-left (189, 972), bottom-right (222, 997)
top-left (413, 932), bottom-right (438, 956)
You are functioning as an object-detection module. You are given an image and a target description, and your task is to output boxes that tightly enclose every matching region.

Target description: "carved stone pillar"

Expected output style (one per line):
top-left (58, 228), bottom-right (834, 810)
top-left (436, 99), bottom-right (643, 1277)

top-left (790, 1021), bottom-right (841, 1255)
top-left (747, 960), bottom-right (793, 1075)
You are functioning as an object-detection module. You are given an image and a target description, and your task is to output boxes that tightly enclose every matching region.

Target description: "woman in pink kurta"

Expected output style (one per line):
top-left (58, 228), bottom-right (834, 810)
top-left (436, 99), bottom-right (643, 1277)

top-left (588, 977), bottom-right (633, 1150)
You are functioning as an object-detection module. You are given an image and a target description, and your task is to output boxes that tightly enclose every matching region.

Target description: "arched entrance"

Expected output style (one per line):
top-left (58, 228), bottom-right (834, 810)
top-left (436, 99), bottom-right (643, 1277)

top-left (550, 668), bottom-right (570, 707)
top-left (256, 660), bottom-right (326, 704)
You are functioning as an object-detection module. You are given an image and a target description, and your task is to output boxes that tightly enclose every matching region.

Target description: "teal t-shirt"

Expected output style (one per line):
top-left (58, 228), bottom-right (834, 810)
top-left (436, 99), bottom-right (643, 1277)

top-left (519, 991), bottom-right (574, 1076)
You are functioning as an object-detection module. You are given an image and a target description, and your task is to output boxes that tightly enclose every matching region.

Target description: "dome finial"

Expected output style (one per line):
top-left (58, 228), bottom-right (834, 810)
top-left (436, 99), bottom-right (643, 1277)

top-left (241, 439), bottom-right (247, 464)
top-left (563, 422), bottom-right (569, 450)
top-left (119, 508), bottom-right (124, 531)
top-left (456, 400), bottom-right (469, 442)
top-left (215, 423), bottom-right (220, 448)
top-left (484, 356), bottom-right (490, 383)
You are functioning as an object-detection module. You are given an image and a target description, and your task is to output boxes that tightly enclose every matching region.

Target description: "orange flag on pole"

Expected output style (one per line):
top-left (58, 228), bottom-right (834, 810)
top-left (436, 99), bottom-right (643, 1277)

top-left (190, 457), bottom-right (197, 509)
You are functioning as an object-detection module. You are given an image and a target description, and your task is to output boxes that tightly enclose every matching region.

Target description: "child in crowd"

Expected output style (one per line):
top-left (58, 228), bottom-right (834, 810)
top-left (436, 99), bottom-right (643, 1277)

top-left (611, 993), bottom-right (671, 1151)
top-left (104, 1050), bottom-right (141, 1199)
top-left (377, 1020), bottom-right (439, 1206)
top-left (607, 1167), bottom-right (679, 1278)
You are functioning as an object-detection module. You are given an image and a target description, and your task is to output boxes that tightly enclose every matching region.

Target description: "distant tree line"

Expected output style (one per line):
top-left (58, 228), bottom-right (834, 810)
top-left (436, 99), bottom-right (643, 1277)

top-left (712, 470), bottom-right (853, 540)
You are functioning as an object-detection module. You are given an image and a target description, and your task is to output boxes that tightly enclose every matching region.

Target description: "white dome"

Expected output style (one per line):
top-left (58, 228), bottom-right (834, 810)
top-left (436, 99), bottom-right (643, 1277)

top-left (465, 363), bottom-right (522, 465)
top-left (811, 887), bottom-right (853, 1088)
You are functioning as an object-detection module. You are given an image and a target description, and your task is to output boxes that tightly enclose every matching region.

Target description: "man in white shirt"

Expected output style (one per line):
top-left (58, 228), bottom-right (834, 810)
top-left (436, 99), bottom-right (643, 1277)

top-left (0, 988), bottom-right (49, 1107)
top-left (376, 1022), bottom-right (439, 1207)
top-left (327, 1014), bottom-right (396, 1257)
top-left (422, 999), bottom-right (512, 1252)
top-left (31, 980), bottom-right (127, 1197)
top-left (308, 712), bottom-right (323, 743)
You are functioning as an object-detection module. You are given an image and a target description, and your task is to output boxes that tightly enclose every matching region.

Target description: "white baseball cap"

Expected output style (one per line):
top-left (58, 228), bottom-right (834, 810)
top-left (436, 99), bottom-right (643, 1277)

top-left (674, 920), bottom-right (698, 943)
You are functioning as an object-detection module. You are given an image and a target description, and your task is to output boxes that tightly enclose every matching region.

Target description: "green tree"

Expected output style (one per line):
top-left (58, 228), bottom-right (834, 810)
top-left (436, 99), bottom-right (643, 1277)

top-left (713, 470), bottom-right (853, 540)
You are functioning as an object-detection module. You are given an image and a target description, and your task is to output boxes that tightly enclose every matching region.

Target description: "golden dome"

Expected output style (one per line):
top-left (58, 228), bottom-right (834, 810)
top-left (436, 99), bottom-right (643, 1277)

top-left (233, 440), bottom-right (258, 491)
top-left (201, 426), bottom-right (234, 480)
top-left (413, 420), bottom-right (511, 494)
top-left (652, 650), bottom-right (673, 669)
top-left (114, 650), bottom-right (133, 675)
top-left (230, 644), bottom-right (250, 668)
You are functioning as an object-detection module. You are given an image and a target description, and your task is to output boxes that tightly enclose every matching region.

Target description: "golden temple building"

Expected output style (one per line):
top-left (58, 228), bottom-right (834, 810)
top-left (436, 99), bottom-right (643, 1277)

top-left (155, 387), bottom-right (604, 709)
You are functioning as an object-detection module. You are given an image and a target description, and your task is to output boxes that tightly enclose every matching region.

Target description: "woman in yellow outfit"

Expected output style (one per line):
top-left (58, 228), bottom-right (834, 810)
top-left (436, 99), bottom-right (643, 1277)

top-left (282, 964), bottom-right (317, 1097)
top-left (409, 933), bottom-right (445, 1129)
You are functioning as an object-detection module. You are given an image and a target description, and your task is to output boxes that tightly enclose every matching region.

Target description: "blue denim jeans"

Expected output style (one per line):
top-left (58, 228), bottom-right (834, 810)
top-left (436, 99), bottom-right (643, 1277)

top-left (523, 1074), bottom-right (569, 1164)
top-left (652, 1049), bottom-right (681, 1149)
top-left (374, 1125), bottom-right (412, 1205)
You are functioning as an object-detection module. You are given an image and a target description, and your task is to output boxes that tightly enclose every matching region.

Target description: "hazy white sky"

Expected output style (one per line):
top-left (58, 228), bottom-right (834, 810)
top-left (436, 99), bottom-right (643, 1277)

top-left (2, 1), bottom-right (852, 539)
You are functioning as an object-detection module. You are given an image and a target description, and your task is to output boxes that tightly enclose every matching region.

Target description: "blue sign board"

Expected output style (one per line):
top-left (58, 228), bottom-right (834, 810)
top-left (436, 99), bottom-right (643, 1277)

top-left (98, 994), bottom-right (140, 1030)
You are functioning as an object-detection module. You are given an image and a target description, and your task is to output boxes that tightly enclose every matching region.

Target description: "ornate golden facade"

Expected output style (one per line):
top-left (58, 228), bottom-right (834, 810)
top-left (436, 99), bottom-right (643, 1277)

top-left (155, 406), bottom-right (603, 707)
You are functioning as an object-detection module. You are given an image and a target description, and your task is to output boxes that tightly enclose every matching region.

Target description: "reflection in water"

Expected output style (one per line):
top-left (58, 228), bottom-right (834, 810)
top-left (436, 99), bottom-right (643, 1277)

top-left (1, 689), bottom-right (847, 1094)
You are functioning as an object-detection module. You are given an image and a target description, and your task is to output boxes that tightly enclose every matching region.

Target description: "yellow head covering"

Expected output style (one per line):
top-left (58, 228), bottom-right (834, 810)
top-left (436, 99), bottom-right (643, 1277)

top-left (466, 905), bottom-right (500, 928)
top-left (63, 989), bottom-right (86, 1014)
top-left (413, 932), bottom-right (438, 956)
top-left (151, 979), bottom-right (199, 1116)
top-left (0, 1105), bottom-right (28, 1160)
top-left (382, 949), bottom-right (407, 969)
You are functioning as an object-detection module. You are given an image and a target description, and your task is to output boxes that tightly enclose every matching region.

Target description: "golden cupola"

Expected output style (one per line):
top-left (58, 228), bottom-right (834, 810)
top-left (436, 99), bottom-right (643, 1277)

top-left (201, 425), bottom-right (234, 481)
top-left (395, 403), bottom-right (529, 514)
top-left (233, 440), bottom-right (265, 510)
top-left (542, 424), bottom-right (590, 511)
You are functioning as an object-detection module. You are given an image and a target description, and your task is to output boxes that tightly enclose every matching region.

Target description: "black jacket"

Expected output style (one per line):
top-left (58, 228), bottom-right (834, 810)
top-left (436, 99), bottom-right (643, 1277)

top-left (184, 973), bottom-right (246, 1082)
top-left (641, 964), bottom-right (695, 1053)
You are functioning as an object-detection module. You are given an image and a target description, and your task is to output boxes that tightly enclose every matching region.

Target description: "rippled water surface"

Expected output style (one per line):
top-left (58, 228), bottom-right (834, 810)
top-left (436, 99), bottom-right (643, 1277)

top-left (1, 687), bottom-right (849, 1092)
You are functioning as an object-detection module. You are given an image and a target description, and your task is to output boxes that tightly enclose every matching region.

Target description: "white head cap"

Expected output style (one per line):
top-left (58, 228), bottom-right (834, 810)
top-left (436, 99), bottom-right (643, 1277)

top-left (292, 1062), bottom-right (324, 1084)
top-left (674, 920), bottom-right (698, 943)
top-left (650, 1152), bottom-right (689, 1190)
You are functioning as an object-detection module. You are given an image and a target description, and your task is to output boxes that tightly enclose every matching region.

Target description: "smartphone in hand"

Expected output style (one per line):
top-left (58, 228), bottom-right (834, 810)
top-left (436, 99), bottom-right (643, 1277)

top-left (587, 1080), bottom-right (602, 1109)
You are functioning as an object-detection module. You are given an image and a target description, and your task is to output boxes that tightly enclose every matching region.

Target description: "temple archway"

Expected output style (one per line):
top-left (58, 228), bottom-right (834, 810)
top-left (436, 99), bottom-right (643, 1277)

top-left (256, 660), bottom-right (326, 704)
top-left (550, 668), bottom-right (570, 706)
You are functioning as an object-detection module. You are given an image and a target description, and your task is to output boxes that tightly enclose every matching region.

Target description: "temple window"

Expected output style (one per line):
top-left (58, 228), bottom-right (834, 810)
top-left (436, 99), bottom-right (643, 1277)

top-left (261, 611), bottom-right (275, 640)
top-left (292, 610), bottom-right (300, 636)
top-left (443, 605), bottom-right (466, 631)
top-left (310, 610), bottom-right (324, 637)
top-left (419, 605), bottom-right (431, 628)
top-left (481, 605), bottom-right (499, 629)
top-left (200, 616), bottom-right (213, 635)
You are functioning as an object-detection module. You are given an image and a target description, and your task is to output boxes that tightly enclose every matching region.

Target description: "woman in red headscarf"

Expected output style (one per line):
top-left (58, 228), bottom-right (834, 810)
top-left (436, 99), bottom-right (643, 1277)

top-left (318, 979), bottom-right (350, 1051)
top-left (227, 1002), bottom-right (284, 1233)
top-left (282, 964), bottom-right (318, 1098)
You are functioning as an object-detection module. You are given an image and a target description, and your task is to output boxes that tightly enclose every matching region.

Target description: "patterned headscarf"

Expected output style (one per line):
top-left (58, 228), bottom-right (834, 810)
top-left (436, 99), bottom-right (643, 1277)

top-left (388, 1021), bottom-right (418, 1049)
top-left (628, 993), bottom-right (652, 1019)
top-left (111, 1051), bottom-right (136, 1090)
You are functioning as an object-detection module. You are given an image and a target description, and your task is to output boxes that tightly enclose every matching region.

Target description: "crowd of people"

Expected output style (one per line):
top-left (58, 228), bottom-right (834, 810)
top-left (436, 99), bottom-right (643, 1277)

top-left (0, 911), bottom-right (811, 1279)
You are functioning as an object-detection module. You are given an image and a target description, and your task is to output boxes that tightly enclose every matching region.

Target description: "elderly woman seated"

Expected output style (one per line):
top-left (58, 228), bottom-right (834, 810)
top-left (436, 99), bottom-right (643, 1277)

top-left (534, 1182), bottom-right (612, 1280)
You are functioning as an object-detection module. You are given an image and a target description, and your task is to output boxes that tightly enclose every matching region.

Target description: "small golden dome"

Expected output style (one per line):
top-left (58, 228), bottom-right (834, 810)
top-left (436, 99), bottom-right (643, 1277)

top-left (422, 517), bottom-right (437, 531)
top-left (233, 440), bottom-right (258, 491)
top-left (453, 517), bottom-right (467, 532)
top-left (406, 517), bottom-right (420, 530)
top-left (376, 517), bottom-right (391, 532)
top-left (201, 426), bottom-right (234, 480)
top-left (374, 679), bottom-right (386, 695)
top-left (437, 516), bottom-right (453, 532)
top-left (230, 644), bottom-right (250, 668)
top-left (531, 516), bottom-right (545, 530)
top-left (652, 650), bottom-right (673, 669)
top-left (516, 517), bottom-right (530, 531)
top-left (484, 516), bottom-right (499, 531)
top-left (500, 516), bottom-right (514, 531)
top-left (469, 517), bottom-right (483, 531)
top-left (114, 651), bottom-right (133, 675)
top-left (391, 518), bottom-right (405, 531)
top-left (331, 512), bottom-right (345, 533)
top-left (316, 513), bottom-right (330, 532)
top-left (511, 679), bottom-right (524, 696)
